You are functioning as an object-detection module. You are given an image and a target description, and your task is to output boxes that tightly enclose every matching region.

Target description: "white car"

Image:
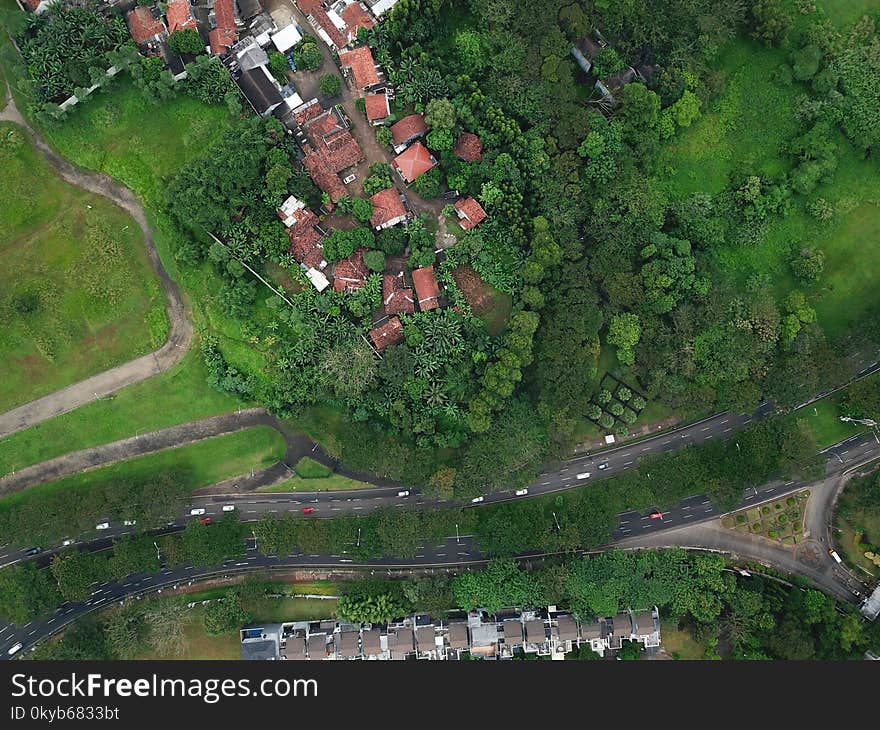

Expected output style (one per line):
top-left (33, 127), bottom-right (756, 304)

top-left (123, 519), bottom-right (136, 526)
top-left (190, 508), bottom-right (206, 516)
top-left (598, 463), bottom-right (609, 470)
top-left (61, 539), bottom-right (74, 547)
top-left (515, 488), bottom-right (529, 496)
top-left (7, 642), bottom-right (22, 656)
top-left (471, 496), bottom-right (485, 504)
top-left (397, 490), bottom-right (410, 497)
top-left (576, 472), bottom-right (591, 480)
top-left (95, 522), bottom-right (110, 530)
top-left (222, 504), bottom-right (236, 512)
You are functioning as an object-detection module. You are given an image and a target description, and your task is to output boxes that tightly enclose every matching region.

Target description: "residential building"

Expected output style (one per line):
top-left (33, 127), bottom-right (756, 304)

top-left (367, 0), bottom-right (400, 19)
top-left (240, 624), bottom-right (283, 660)
top-left (237, 66), bottom-right (284, 116)
top-left (445, 621), bottom-right (470, 659)
top-left (453, 131), bottom-right (483, 163)
top-left (370, 187), bottom-right (408, 230)
top-left (453, 197), bottom-right (487, 231)
top-left (364, 92), bottom-right (390, 125)
top-left (272, 24), bottom-right (303, 54)
top-left (237, 0), bottom-right (263, 22)
top-left (337, 45), bottom-right (381, 91)
top-left (126, 6), bottom-right (168, 47)
top-left (209, 0), bottom-right (238, 55)
top-left (369, 316), bottom-right (404, 350)
top-left (393, 141), bottom-right (436, 184)
top-left (411, 265), bottom-right (440, 311)
top-left (390, 113), bottom-right (427, 153)
top-left (280, 196), bottom-right (330, 290)
top-left (336, 629), bottom-right (361, 659)
top-left (338, 1), bottom-right (375, 42)
top-left (166, 0), bottom-right (198, 33)
top-left (232, 37), bottom-right (270, 72)
top-left (382, 273), bottom-right (414, 315)
top-left (295, 100), bottom-right (364, 203)
top-left (385, 627), bottom-right (413, 660)
top-left (333, 248), bottom-right (370, 293)
top-left (861, 584), bottom-right (880, 620)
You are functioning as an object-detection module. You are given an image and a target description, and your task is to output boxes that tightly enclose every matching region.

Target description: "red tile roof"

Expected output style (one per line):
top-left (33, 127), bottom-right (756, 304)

top-left (393, 141), bottom-right (436, 183)
top-left (296, 0), bottom-right (324, 12)
top-left (166, 0), bottom-right (197, 32)
top-left (127, 7), bottom-right (167, 45)
top-left (382, 274), bottom-right (415, 315)
top-left (333, 248), bottom-right (370, 292)
top-left (390, 114), bottom-right (427, 146)
top-left (338, 45), bottom-right (379, 90)
top-left (370, 187), bottom-right (407, 228)
top-left (370, 317), bottom-right (404, 350)
top-left (310, 7), bottom-right (347, 49)
top-left (364, 93), bottom-right (390, 122)
top-left (302, 150), bottom-right (349, 202)
top-left (209, 0), bottom-right (237, 54)
top-left (454, 197), bottom-right (487, 230)
top-left (412, 265), bottom-right (440, 311)
top-left (294, 101), bottom-right (325, 126)
top-left (341, 2), bottom-right (375, 42)
top-left (454, 132), bottom-right (483, 162)
top-left (287, 209), bottom-right (327, 270)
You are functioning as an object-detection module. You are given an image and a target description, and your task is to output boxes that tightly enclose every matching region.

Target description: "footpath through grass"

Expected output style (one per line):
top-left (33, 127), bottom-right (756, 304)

top-left (0, 122), bottom-right (166, 412)
top-left (0, 349), bottom-right (246, 476)
top-left (0, 425), bottom-right (286, 511)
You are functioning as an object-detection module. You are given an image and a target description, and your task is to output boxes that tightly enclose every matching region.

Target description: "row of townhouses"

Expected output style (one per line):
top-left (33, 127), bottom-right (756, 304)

top-left (240, 606), bottom-right (661, 660)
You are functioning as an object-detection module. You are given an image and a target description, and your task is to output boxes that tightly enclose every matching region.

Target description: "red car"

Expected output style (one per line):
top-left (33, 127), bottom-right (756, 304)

top-left (649, 511), bottom-right (664, 520)
top-left (302, 507), bottom-right (316, 514)
top-left (199, 517), bottom-right (212, 524)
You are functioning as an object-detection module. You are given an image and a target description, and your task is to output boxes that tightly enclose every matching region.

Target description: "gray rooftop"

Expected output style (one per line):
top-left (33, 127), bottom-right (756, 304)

top-left (307, 633), bottom-right (327, 659)
top-left (553, 615), bottom-right (579, 641)
top-left (241, 639), bottom-right (278, 661)
top-left (469, 622), bottom-right (499, 648)
top-left (525, 619), bottom-right (546, 643)
top-left (415, 625), bottom-right (435, 651)
top-left (580, 622), bottom-right (602, 640)
top-left (337, 631), bottom-right (360, 658)
top-left (632, 611), bottom-right (656, 636)
top-left (613, 613), bottom-right (633, 636)
top-left (503, 620), bottom-right (523, 644)
top-left (447, 622), bottom-right (469, 648)
top-left (362, 628), bottom-right (382, 654)
top-left (283, 636), bottom-right (306, 660)
top-left (862, 585), bottom-right (880, 620)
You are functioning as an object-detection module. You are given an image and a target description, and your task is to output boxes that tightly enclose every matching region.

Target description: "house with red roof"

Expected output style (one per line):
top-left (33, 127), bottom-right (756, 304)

top-left (390, 113), bottom-right (427, 153)
top-left (295, 100), bottom-right (364, 202)
top-left (382, 274), bottom-right (414, 315)
top-left (393, 141), bottom-right (437, 184)
top-left (364, 93), bottom-right (390, 125)
top-left (454, 197), bottom-right (487, 231)
top-left (412, 265), bottom-right (440, 311)
top-left (369, 316), bottom-right (404, 351)
top-left (333, 248), bottom-right (370, 293)
top-left (338, 45), bottom-right (380, 91)
top-left (126, 6), bottom-right (168, 46)
top-left (208, 0), bottom-right (238, 55)
top-left (340, 2), bottom-right (375, 43)
top-left (166, 0), bottom-right (198, 33)
top-left (370, 187), bottom-right (408, 230)
top-left (453, 132), bottom-right (483, 163)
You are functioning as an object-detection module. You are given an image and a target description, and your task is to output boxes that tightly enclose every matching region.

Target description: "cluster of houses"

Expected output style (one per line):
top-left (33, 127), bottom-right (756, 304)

top-left (240, 606), bottom-right (662, 660)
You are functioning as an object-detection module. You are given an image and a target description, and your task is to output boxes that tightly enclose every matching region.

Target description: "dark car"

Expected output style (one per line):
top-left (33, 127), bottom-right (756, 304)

top-left (24, 547), bottom-right (43, 557)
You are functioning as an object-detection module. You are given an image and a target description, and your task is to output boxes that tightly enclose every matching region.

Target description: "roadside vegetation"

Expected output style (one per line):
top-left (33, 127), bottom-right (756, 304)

top-left (835, 467), bottom-right (880, 578)
top-left (256, 457), bottom-right (369, 492)
top-left (0, 122), bottom-right (166, 411)
top-left (0, 427), bottom-right (284, 547)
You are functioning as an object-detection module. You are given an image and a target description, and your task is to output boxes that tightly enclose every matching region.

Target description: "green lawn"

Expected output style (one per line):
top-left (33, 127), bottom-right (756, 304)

top-left (0, 425), bottom-right (285, 510)
top-left (0, 122), bottom-right (166, 412)
top-left (659, 619), bottom-right (706, 660)
top-left (258, 459), bottom-right (369, 492)
top-left (0, 349), bottom-right (247, 476)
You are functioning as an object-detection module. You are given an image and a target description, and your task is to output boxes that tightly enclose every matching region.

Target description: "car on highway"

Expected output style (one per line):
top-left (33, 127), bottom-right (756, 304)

top-left (123, 519), bottom-right (136, 526)
top-left (61, 539), bottom-right (74, 547)
top-left (189, 508), bottom-right (206, 516)
top-left (649, 511), bottom-right (664, 520)
top-left (598, 463), bottom-right (609, 470)
top-left (95, 522), bottom-right (110, 530)
top-left (471, 496), bottom-right (485, 504)
top-left (397, 490), bottom-right (410, 497)
top-left (7, 642), bottom-right (22, 656)
top-left (199, 517), bottom-right (212, 525)
top-left (24, 547), bottom-right (42, 557)
top-left (515, 488), bottom-right (529, 496)
top-left (302, 507), bottom-right (316, 514)
top-left (222, 504), bottom-right (236, 512)
top-left (576, 472), bottom-right (591, 480)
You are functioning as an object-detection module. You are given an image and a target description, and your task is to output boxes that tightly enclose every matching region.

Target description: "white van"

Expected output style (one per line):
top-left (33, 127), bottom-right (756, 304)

top-left (190, 508), bottom-right (206, 516)
top-left (7, 642), bottom-right (22, 656)
top-left (95, 522), bottom-right (110, 530)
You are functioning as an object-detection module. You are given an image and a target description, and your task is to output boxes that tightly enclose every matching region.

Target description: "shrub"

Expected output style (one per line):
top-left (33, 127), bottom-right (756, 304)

top-left (621, 409), bottom-right (637, 425)
top-left (587, 405), bottom-right (602, 421)
top-left (294, 43), bottom-right (323, 71)
top-left (376, 126), bottom-right (393, 147)
top-left (762, 506), bottom-right (770, 515)
top-left (352, 198), bottom-right (374, 223)
top-left (609, 402), bottom-right (625, 417)
top-left (736, 514), bottom-right (747, 523)
top-left (363, 249), bottom-right (386, 272)
top-left (268, 52), bottom-right (290, 84)
top-left (168, 28), bottom-right (204, 56)
top-left (631, 395), bottom-right (647, 410)
top-left (597, 389), bottom-right (612, 405)
top-left (617, 387), bottom-right (632, 402)
top-left (294, 457), bottom-right (332, 479)
top-left (786, 497), bottom-right (796, 507)
top-left (320, 73), bottom-right (341, 96)
top-left (413, 167), bottom-right (442, 199)
top-left (599, 414), bottom-right (614, 430)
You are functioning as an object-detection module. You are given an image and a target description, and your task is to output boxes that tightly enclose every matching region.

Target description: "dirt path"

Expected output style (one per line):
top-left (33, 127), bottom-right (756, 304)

top-left (0, 87), bottom-right (193, 438)
top-left (0, 408), bottom-right (397, 496)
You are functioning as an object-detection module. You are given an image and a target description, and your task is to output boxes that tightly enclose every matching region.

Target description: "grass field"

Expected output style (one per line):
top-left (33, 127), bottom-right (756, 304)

top-left (0, 426), bottom-right (285, 510)
top-left (659, 619), bottom-right (705, 660)
top-left (0, 122), bottom-right (166, 412)
top-left (0, 349), bottom-right (247, 476)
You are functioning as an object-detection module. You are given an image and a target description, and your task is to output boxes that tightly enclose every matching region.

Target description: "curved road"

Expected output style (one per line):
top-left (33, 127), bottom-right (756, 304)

top-left (0, 88), bottom-right (192, 438)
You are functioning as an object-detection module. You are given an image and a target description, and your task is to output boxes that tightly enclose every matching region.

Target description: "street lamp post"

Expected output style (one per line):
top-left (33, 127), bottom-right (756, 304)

top-left (153, 541), bottom-right (160, 561)
top-left (455, 523), bottom-right (459, 545)
top-left (551, 512), bottom-right (561, 532)
top-left (357, 527), bottom-right (361, 548)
